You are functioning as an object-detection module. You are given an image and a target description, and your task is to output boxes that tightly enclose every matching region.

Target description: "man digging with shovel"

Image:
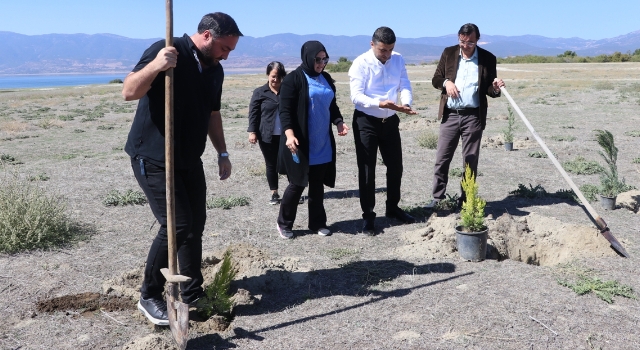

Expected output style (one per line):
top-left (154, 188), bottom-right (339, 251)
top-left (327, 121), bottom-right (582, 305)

top-left (122, 12), bottom-right (242, 326)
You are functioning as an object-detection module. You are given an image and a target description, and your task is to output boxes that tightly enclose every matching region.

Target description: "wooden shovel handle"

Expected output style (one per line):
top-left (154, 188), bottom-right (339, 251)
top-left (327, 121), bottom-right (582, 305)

top-left (500, 87), bottom-right (603, 226)
top-left (165, 0), bottom-right (177, 276)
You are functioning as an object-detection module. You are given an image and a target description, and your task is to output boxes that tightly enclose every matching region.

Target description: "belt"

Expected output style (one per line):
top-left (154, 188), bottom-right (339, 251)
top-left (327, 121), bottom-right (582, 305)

top-left (355, 109), bottom-right (396, 123)
top-left (445, 107), bottom-right (479, 115)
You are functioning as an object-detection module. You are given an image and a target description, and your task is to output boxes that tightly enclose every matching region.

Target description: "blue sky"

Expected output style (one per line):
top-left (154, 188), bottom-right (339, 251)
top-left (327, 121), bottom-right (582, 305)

top-left (1, 0), bottom-right (638, 40)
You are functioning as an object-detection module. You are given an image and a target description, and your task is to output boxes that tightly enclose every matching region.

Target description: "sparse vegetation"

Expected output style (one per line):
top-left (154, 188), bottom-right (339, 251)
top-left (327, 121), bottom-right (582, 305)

top-left (0, 171), bottom-right (82, 253)
top-left (37, 118), bottom-right (63, 129)
top-left (436, 193), bottom-right (459, 211)
top-left (206, 196), bottom-right (250, 209)
top-left (509, 183), bottom-right (580, 203)
top-left (198, 249), bottom-right (237, 320)
top-left (579, 184), bottom-right (600, 203)
top-left (450, 167), bottom-right (482, 177)
top-left (417, 130), bottom-right (438, 149)
top-left (624, 130), bottom-right (640, 137)
top-left (562, 156), bottom-right (604, 175)
top-left (509, 184), bottom-right (547, 198)
top-left (108, 79), bottom-right (123, 84)
top-left (102, 189), bottom-right (147, 206)
top-left (551, 135), bottom-right (576, 142)
top-left (325, 57), bottom-right (352, 73)
top-left (327, 248), bottom-right (360, 260)
top-left (592, 82), bottom-right (615, 90)
top-left (1, 154), bottom-right (22, 165)
top-left (633, 158), bottom-right (640, 164)
top-left (558, 276), bottom-right (636, 304)
top-left (497, 50), bottom-right (640, 64)
top-left (28, 172), bottom-right (50, 182)
top-left (528, 151), bottom-right (548, 158)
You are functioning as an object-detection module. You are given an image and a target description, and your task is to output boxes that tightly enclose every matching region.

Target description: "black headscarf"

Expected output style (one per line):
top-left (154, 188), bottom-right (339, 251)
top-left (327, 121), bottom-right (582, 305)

top-left (300, 40), bottom-right (327, 78)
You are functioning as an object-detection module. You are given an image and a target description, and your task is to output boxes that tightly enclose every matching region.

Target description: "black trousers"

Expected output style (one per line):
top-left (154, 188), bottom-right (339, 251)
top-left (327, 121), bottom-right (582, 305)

top-left (131, 157), bottom-right (206, 304)
top-left (432, 111), bottom-right (483, 200)
top-left (352, 110), bottom-right (403, 220)
top-left (277, 162), bottom-right (329, 231)
top-left (258, 135), bottom-right (281, 191)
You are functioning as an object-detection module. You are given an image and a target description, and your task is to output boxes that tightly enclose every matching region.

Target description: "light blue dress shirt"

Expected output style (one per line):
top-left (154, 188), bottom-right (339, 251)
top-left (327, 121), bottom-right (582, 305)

top-left (446, 48), bottom-right (479, 109)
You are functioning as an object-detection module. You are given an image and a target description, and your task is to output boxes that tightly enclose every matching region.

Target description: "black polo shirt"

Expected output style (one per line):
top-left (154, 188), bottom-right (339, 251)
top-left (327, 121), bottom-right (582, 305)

top-left (125, 34), bottom-right (224, 169)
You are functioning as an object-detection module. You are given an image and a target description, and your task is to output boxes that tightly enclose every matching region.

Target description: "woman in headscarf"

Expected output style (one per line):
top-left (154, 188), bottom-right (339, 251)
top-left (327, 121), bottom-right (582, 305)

top-left (275, 41), bottom-right (349, 239)
top-left (247, 61), bottom-right (287, 205)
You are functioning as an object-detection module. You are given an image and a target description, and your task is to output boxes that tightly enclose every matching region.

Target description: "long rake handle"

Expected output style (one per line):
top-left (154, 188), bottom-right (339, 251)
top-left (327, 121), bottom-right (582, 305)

top-left (500, 87), bottom-right (604, 227)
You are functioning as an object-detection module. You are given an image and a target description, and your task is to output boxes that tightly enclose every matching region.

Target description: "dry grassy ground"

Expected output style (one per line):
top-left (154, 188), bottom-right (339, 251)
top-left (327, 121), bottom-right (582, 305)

top-left (1, 63), bottom-right (639, 349)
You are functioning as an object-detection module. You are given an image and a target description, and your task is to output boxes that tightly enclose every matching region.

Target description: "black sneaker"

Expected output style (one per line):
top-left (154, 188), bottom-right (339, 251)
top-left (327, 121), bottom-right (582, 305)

top-left (298, 196), bottom-right (305, 205)
top-left (137, 296), bottom-right (169, 326)
top-left (269, 193), bottom-right (281, 205)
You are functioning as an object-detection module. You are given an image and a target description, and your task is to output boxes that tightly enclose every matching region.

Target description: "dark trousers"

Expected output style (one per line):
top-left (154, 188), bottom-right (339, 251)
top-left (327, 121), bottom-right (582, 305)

top-left (277, 162), bottom-right (329, 230)
top-left (352, 110), bottom-right (403, 220)
top-left (258, 135), bottom-right (281, 191)
top-left (131, 157), bottom-right (206, 304)
top-left (432, 111), bottom-right (483, 200)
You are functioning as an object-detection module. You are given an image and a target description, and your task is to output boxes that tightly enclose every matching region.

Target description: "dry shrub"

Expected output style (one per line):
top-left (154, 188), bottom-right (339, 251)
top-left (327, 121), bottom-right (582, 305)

top-left (0, 170), bottom-right (82, 253)
top-left (0, 120), bottom-right (31, 133)
top-left (37, 118), bottom-right (64, 129)
top-left (417, 130), bottom-right (439, 149)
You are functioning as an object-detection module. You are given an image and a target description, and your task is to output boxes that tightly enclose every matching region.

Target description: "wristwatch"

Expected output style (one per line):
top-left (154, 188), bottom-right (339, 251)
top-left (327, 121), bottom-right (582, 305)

top-left (218, 152), bottom-right (229, 158)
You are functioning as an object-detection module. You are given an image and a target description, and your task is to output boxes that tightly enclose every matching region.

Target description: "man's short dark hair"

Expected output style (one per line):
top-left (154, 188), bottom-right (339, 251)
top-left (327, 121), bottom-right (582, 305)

top-left (198, 12), bottom-right (243, 37)
top-left (266, 61), bottom-right (287, 79)
top-left (458, 23), bottom-right (480, 40)
top-left (372, 27), bottom-right (396, 45)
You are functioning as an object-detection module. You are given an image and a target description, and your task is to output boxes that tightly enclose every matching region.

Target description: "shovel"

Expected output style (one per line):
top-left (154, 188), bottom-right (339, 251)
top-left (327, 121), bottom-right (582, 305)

top-left (500, 87), bottom-right (629, 258)
top-left (159, 1), bottom-right (191, 349)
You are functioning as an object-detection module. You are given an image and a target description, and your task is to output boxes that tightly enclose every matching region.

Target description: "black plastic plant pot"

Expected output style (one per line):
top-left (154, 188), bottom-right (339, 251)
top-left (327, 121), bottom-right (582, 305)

top-left (599, 195), bottom-right (616, 210)
top-left (455, 225), bottom-right (488, 262)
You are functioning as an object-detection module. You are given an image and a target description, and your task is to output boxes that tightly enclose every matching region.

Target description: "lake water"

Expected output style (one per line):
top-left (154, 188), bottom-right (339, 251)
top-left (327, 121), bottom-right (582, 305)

top-left (0, 69), bottom-right (264, 90)
top-left (0, 74), bottom-right (129, 90)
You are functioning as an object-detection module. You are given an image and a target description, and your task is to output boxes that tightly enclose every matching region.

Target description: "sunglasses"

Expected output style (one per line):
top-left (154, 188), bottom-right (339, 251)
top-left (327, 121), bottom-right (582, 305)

top-left (314, 56), bottom-right (330, 64)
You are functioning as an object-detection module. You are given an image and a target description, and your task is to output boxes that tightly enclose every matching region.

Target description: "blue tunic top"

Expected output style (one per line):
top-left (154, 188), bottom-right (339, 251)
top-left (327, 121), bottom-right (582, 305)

top-left (305, 72), bottom-right (333, 165)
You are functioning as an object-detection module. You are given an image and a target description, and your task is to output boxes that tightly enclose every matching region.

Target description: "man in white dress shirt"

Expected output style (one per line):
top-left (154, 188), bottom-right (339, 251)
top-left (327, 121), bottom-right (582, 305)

top-left (349, 26), bottom-right (417, 236)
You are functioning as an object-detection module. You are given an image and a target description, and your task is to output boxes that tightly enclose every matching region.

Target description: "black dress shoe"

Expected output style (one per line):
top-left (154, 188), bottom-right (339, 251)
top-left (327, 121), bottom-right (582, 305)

top-left (386, 208), bottom-right (416, 224)
top-left (361, 218), bottom-right (375, 236)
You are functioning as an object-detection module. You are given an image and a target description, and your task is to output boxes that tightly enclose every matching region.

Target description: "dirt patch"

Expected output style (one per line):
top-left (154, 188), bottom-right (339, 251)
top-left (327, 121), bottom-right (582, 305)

top-left (617, 190), bottom-right (640, 213)
top-left (36, 292), bottom-right (135, 313)
top-left (395, 212), bottom-right (618, 266)
top-left (488, 213), bottom-right (618, 265)
top-left (121, 334), bottom-right (175, 350)
top-left (398, 117), bottom-right (439, 131)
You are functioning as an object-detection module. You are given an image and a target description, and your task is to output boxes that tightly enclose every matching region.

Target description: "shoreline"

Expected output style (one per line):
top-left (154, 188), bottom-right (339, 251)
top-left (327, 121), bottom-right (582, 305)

top-left (0, 67), bottom-right (269, 77)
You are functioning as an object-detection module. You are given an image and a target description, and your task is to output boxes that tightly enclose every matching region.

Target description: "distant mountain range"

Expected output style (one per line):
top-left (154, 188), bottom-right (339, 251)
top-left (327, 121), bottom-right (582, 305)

top-left (1, 30), bottom-right (640, 74)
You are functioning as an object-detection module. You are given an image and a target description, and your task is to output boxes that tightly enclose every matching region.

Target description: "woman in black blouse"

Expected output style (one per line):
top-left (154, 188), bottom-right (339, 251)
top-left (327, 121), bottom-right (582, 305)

top-left (247, 61), bottom-right (287, 204)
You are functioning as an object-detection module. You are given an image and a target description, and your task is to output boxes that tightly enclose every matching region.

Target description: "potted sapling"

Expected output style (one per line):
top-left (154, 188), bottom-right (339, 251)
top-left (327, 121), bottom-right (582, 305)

top-left (595, 130), bottom-right (627, 210)
top-left (502, 106), bottom-right (516, 151)
top-left (455, 164), bottom-right (488, 261)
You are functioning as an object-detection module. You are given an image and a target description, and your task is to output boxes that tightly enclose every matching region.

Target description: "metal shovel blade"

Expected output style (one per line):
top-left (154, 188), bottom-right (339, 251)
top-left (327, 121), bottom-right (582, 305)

top-left (595, 217), bottom-right (630, 258)
top-left (166, 283), bottom-right (189, 350)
